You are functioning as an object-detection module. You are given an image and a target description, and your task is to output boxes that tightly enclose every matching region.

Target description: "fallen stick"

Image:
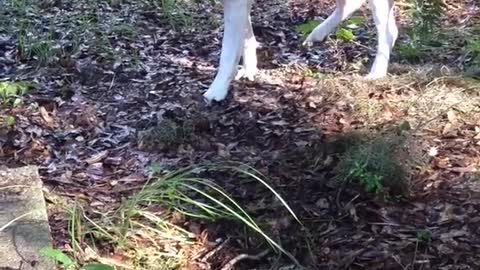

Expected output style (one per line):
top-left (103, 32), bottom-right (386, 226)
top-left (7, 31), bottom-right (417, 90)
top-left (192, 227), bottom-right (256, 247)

top-left (220, 249), bottom-right (270, 270)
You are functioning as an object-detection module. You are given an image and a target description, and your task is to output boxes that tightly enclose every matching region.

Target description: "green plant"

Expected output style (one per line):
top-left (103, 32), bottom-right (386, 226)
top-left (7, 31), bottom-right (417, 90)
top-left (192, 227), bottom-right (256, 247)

top-left (4, 115), bottom-right (16, 126)
top-left (156, 0), bottom-right (193, 30)
top-left (40, 247), bottom-right (77, 270)
top-left (17, 19), bottom-right (33, 60)
top-left (56, 163), bottom-right (303, 269)
top-left (473, 171), bottom-right (480, 182)
top-left (296, 16), bottom-right (365, 42)
top-left (336, 16), bottom-right (364, 42)
top-left (349, 161), bottom-right (384, 194)
top-left (408, 0), bottom-right (445, 41)
top-left (416, 229), bottom-right (432, 243)
top-left (466, 38), bottom-right (480, 66)
top-left (16, 19), bottom-right (58, 64)
top-left (11, 0), bottom-right (31, 17)
top-left (111, 23), bottom-right (139, 39)
top-left (94, 33), bottom-right (116, 61)
top-left (335, 135), bottom-right (409, 197)
top-left (397, 44), bottom-right (422, 62)
top-left (30, 39), bottom-right (56, 63)
top-left (302, 68), bottom-right (325, 79)
top-left (335, 28), bottom-right (355, 42)
top-left (0, 81), bottom-right (33, 106)
top-left (82, 264), bottom-right (114, 270)
top-left (399, 0), bottom-right (446, 61)
top-left (117, 163), bottom-right (301, 263)
top-left (40, 247), bottom-right (114, 270)
top-left (296, 20), bottom-right (320, 38)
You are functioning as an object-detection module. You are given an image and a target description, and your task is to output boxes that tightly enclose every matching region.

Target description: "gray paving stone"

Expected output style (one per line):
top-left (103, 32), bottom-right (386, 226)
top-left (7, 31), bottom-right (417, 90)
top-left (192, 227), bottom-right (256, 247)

top-left (0, 166), bottom-right (54, 270)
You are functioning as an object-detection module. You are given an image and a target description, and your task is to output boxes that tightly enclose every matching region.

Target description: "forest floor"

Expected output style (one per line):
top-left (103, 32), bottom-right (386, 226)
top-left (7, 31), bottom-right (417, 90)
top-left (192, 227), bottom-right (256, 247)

top-left (1, 0), bottom-right (480, 269)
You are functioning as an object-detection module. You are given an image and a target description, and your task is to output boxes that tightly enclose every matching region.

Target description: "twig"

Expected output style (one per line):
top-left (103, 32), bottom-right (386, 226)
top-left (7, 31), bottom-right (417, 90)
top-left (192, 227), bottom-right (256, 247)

top-left (0, 211), bottom-right (35, 232)
top-left (410, 101), bottom-right (462, 136)
top-left (201, 238), bottom-right (230, 262)
top-left (411, 240), bottom-right (419, 270)
top-left (336, 171), bottom-right (357, 210)
top-left (220, 249), bottom-right (270, 270)
top-left (108, 73), bottom-right (116, 91)
top-left (0, 185), bottom-right (31, 191)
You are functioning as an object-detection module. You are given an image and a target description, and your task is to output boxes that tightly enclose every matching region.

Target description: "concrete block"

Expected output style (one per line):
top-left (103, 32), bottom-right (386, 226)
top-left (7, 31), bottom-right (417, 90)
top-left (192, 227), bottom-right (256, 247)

top-left (0, 166), bottom-right (54, 270)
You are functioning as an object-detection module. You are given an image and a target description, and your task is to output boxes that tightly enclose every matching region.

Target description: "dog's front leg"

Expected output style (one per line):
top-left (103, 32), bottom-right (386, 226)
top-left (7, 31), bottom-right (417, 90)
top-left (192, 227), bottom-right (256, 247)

top-left (203, 0), bottom-right (249, 102)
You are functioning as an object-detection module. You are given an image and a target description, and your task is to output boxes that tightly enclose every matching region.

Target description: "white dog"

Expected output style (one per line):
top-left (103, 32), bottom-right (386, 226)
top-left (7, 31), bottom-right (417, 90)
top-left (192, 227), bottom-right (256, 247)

top-left (203, 0), bottom-right (398, 102)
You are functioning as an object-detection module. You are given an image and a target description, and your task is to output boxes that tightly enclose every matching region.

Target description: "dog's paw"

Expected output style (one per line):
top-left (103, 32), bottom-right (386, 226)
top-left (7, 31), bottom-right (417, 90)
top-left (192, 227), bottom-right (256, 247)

top-left (235, 66), bottom-right (258, 81)
top-left (203, 85), bottom-right (229, 103)
top-left (303, 29), bottom-right (328, 47)
top-left (364, 71), bottom-right (387, 80)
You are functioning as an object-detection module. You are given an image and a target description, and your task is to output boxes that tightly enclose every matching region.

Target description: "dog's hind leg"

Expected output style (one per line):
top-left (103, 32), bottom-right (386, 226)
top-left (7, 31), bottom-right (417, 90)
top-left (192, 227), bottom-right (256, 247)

top-left (303, 0), bottom-right (366, 46)
top-left (365, 0), bottom-right (398, 79)
top-left (236, 1), bottom-right (258, 81)
top-left (204, 0), bottom-right (250, 102)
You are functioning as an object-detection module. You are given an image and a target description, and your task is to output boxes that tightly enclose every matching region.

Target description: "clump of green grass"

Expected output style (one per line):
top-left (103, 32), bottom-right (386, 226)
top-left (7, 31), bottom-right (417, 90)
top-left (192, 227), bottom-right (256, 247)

top-left (11, 4), bottom-right (61, 65)
top-left (335, 133), bottom-right (411, 198)
top-left (118, 163), bottom-right (302, 263)
top-left (10, 0), bottom-right (33, 17)
top-left (56, 163), bottom-right (302, 269)
top-left (136, 118), bottom-right (200, 151)
top-left (155, 0), bottom-right (194, 30)
top-left (111, 23), bottom-right (139, 40)
top-left (24, 38), bottom-right (57, 64)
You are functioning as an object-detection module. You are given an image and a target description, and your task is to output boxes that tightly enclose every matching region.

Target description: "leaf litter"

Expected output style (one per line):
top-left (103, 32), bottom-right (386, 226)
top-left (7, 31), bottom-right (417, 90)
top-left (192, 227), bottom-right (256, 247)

top-left (1, 0), bottom-right (480, 269)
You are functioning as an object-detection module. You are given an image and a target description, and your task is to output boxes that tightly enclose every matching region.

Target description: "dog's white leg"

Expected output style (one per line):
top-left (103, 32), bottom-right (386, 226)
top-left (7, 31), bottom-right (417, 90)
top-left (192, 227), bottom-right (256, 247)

top-left (236, 4), bottom-right (258, 81)
top-left (203, 0), bottom-right (249, 102)
top-left (365, 0), bottom-right (398, 79)
top-left (303, 0), bottom-right (365, 46)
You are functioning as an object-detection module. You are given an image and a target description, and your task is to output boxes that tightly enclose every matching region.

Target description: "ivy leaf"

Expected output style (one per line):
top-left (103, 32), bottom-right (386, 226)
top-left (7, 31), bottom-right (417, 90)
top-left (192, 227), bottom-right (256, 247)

top-left (344, 16), bottom-right (365, 29)
top-left (336, 28), bottom-right (355, 42)
top-left (296, 20), bottom-right (320, 37)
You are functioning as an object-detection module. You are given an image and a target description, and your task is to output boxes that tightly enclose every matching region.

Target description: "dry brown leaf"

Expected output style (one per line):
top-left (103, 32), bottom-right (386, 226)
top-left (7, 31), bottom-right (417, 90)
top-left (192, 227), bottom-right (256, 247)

top-left (39, 106), bottom-right (54, 127)
top-left (447, 110), bottom-right (457, 123)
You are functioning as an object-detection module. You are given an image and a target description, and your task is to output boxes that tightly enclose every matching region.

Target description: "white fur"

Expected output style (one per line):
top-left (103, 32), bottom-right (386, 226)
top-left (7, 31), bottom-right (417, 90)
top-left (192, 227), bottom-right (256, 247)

top-left (203, 0), bottom-right (398, 102)
top-left (303, 0), bottom-right (366, 46)
top-left (203, 0), bottom-right (251, 102)
top-left (366, 0), bottom-right (398, 79)
top-left (236, 11), bottom-right (259, 81)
